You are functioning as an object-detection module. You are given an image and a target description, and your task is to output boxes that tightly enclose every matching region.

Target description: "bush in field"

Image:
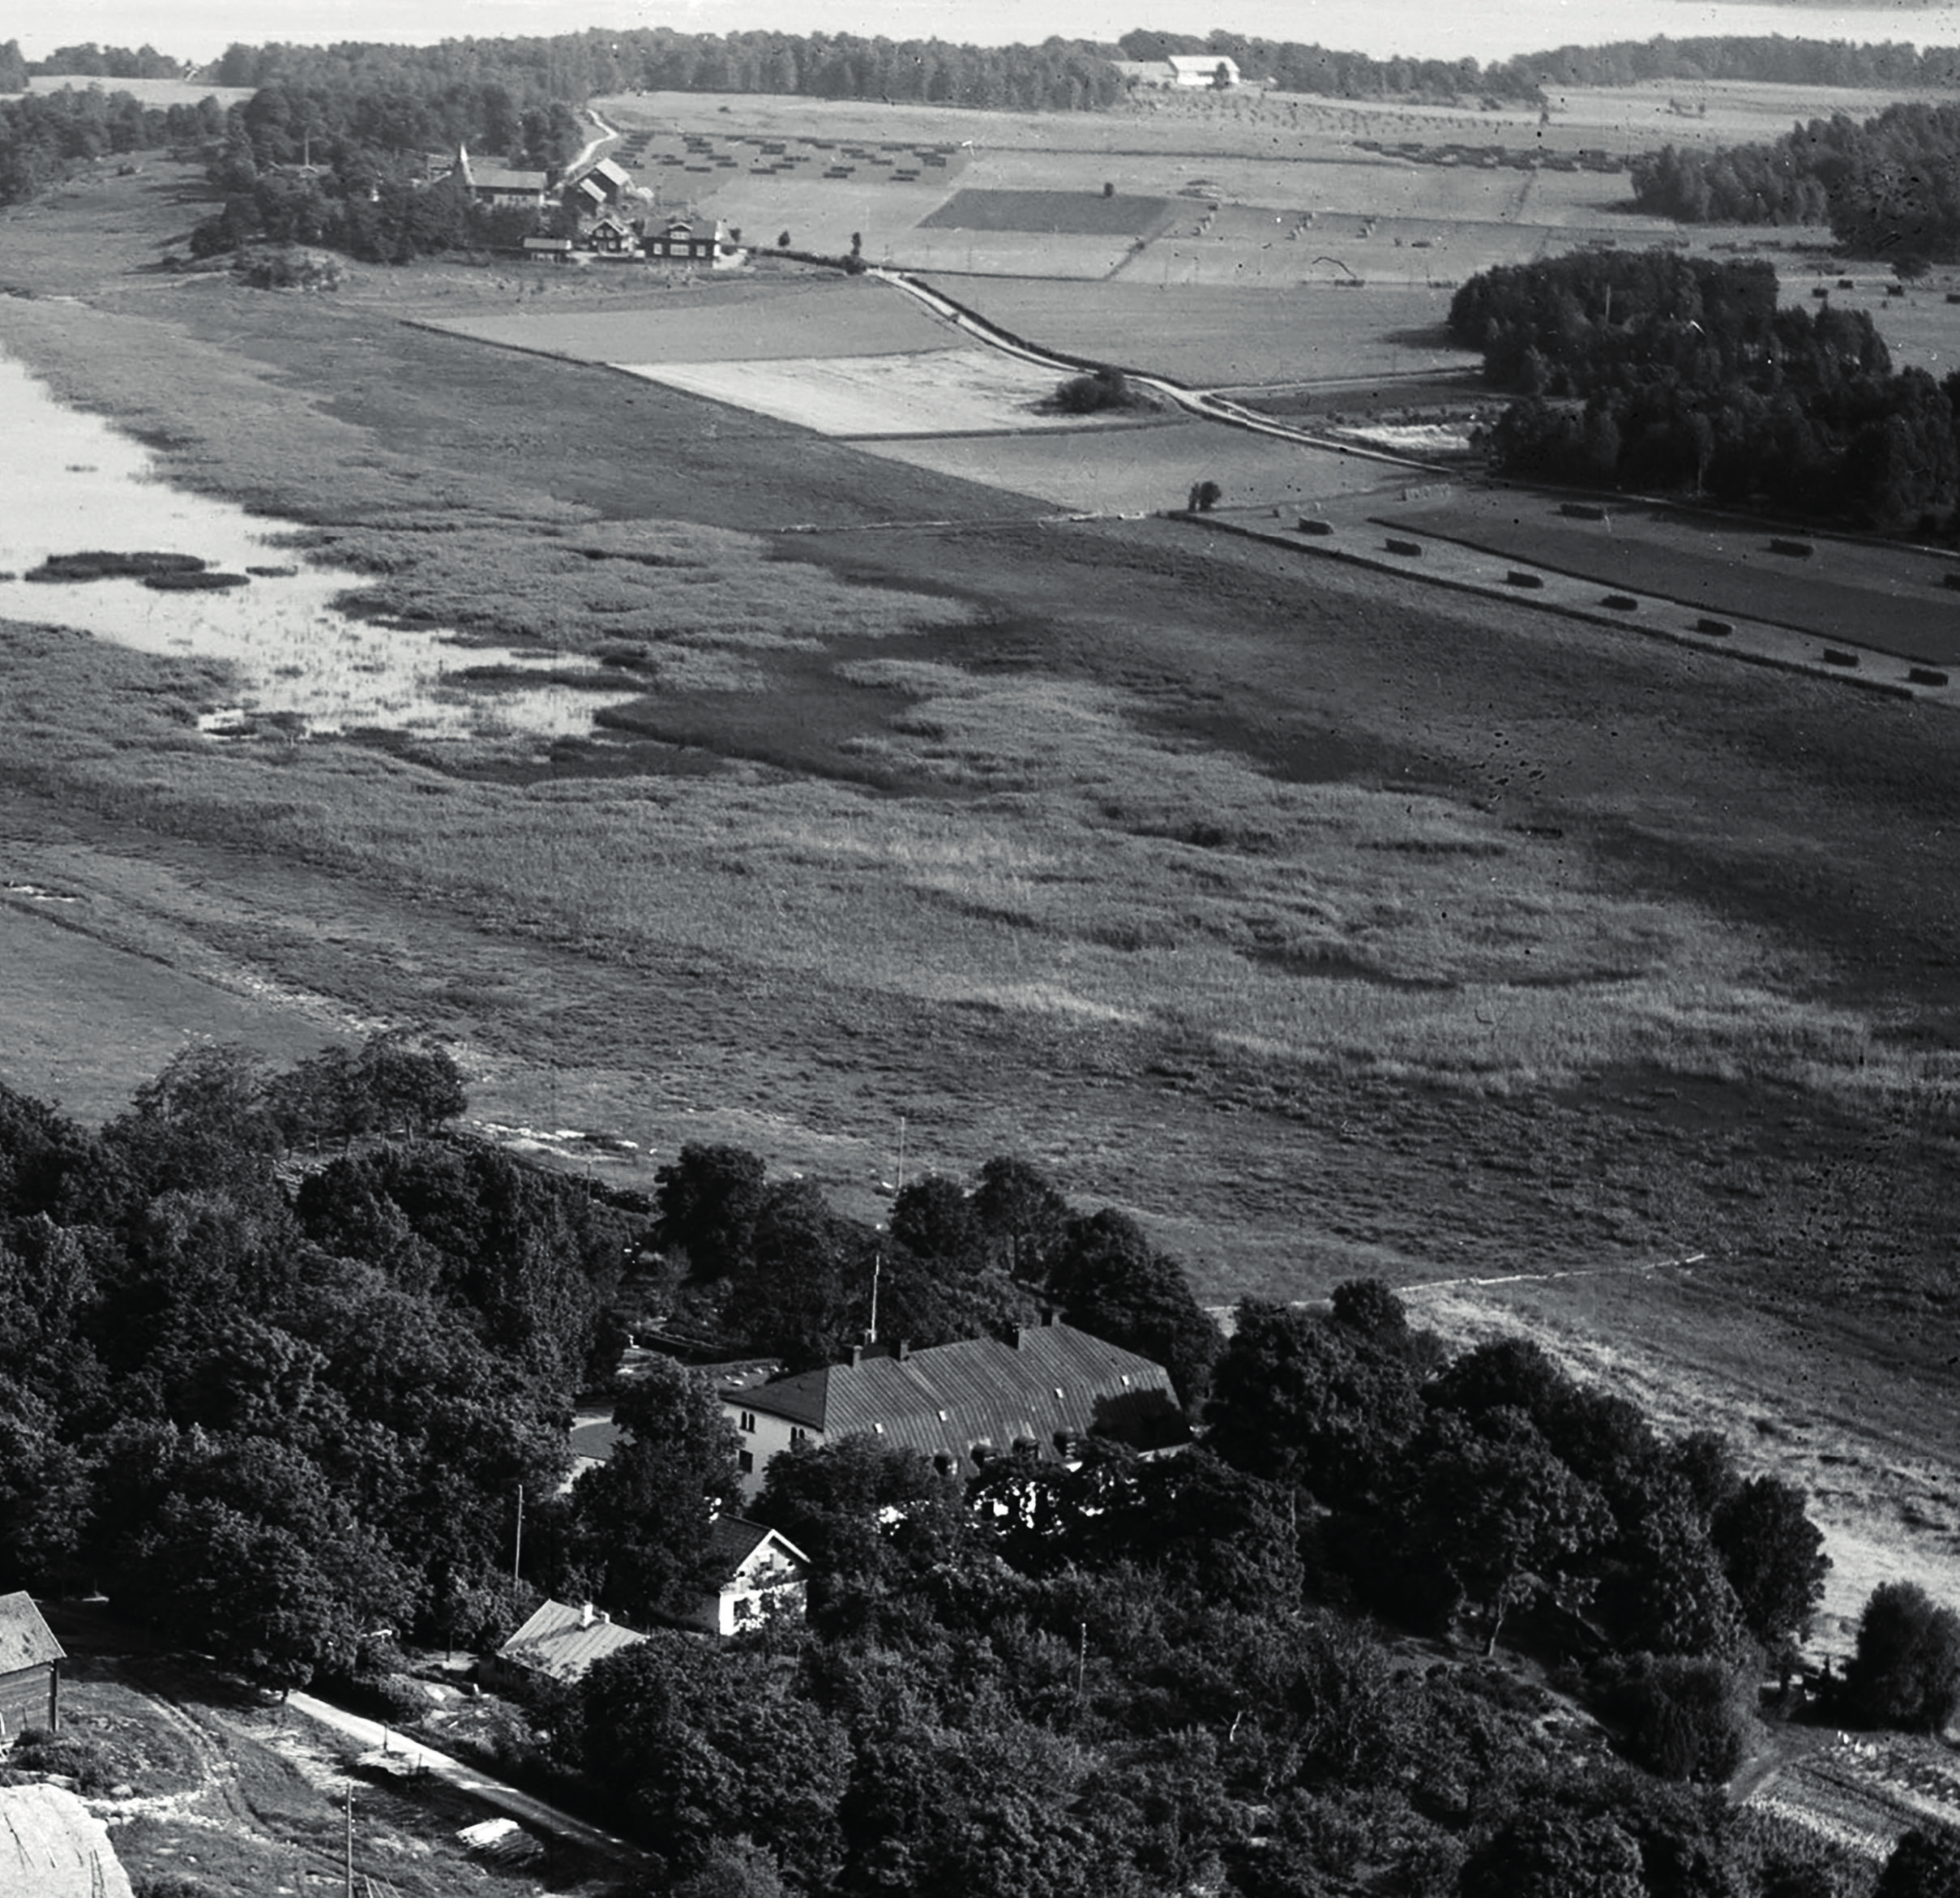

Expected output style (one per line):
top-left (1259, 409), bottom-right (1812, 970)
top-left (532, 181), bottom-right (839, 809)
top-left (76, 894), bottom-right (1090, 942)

top-left (1051, 366), bottom-right (1139, 414)
top-left (1847, 1583), bottom-right (1960, 1733)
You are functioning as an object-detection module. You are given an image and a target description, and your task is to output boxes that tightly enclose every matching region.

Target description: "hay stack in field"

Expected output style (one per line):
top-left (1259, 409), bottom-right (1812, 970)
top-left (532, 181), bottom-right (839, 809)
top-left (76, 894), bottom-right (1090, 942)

top-left (0, 1783), bottom-right (135, 1897)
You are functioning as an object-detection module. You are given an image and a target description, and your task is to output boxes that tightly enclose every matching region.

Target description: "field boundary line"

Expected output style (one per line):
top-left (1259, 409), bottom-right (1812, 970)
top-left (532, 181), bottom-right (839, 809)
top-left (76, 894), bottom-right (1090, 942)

top-left (1176, 513), bottom-right (1933, 706)
top-left (1372, 512), bottom-right (1955, 669)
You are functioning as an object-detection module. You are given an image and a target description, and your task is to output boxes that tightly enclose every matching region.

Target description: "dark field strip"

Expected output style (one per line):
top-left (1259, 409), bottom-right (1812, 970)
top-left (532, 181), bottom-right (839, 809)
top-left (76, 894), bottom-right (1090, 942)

top-left (1381, 499), bottom-right (1960, 666)
top-left (918, 186), bottom-right (1174, 236)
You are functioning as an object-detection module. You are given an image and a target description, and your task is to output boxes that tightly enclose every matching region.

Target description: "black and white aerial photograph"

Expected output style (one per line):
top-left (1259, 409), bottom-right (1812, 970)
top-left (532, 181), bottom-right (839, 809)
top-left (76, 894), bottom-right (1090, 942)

top-left (2, 0), bottom-right (1959, 1891)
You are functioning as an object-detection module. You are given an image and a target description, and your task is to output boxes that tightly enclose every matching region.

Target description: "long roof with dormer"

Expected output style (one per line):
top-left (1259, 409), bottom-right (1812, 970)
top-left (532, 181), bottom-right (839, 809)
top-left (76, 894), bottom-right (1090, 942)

top-left (726, 1322), bottom-right (1184, 1463)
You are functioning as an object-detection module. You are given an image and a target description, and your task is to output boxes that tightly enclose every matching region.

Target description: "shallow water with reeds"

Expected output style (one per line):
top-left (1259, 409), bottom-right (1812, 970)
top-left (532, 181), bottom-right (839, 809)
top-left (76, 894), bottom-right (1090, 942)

top-left (0, 349), bottom-right (636, 740)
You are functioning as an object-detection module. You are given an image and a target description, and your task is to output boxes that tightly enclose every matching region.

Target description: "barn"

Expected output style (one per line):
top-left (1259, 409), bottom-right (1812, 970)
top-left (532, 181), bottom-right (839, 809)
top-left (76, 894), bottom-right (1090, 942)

top-left (0, 1592), bottom-right (63, 1737)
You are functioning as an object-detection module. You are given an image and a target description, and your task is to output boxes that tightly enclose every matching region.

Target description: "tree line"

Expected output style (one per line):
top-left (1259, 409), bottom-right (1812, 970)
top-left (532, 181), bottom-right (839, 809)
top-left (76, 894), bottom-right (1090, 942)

top-left (0, 1037), bottom-right (629, 1689)
top-left (1120, 28), bottom-right (1960, 106)
top-left (1632, 100), bottom-right (1960, 261)
top-left (208, 28), bottom-right (1128, 114)
top-left (1450, 248), bottom-right (1960, 531)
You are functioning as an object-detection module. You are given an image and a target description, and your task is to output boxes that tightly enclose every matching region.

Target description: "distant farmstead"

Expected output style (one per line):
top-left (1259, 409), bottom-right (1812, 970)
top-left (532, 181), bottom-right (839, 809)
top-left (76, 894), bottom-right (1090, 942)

top-left (645, 216), bottom-right (742, 265)
top-left (0, 1592), bottom-right (62, 1736)
top-left (1115, 55), bottom-right (1241, 89)
top-left (724, 1316), bottom-right (1188, 1498)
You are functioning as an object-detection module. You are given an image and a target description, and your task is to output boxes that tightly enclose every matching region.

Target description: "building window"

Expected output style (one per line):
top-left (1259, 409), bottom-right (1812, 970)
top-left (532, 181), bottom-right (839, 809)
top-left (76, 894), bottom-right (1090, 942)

top-left (789, 1427), bottom-right (807, 1445)
top-left (739, 1410), bottom-right (756, 1433)
top-left (738, 1450), bottom-right (754, 1474)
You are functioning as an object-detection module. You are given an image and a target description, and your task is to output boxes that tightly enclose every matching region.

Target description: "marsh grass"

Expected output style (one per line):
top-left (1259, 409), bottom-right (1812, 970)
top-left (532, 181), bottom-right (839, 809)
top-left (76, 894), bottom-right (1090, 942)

top-left (8, 617), bottom-right (1951, 1113)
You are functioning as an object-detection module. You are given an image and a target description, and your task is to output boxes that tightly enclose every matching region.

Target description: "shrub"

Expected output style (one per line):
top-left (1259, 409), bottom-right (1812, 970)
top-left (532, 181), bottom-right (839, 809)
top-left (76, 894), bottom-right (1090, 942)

top-left (1847, 1583), bottom-right (1960, 1733)
top-left (1598, 1654), bottom-right (1753, 1783)
top-left (1051, 367), bottom-right (1139, 415)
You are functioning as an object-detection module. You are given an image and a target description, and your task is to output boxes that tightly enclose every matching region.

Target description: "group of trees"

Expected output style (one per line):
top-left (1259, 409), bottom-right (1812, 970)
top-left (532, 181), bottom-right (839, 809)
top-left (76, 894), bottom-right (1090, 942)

top-left (1631, 101), bottom-right (1960, 263)
top-left (1118, 29), bottom-right (1960, 107)
top-left (0, 84), bottom-right (223, 206)
top-left (492, 1271), bottom-right (1960, 1897)
top-left (644, 1142), bottom-right (1221, 1407)
top-left (0, 1039), bottom-right (642, 1688)
top-left (208, 29), bottom-right (1128, 115)
top-left (1452, 248), bottom-right (1960, 530)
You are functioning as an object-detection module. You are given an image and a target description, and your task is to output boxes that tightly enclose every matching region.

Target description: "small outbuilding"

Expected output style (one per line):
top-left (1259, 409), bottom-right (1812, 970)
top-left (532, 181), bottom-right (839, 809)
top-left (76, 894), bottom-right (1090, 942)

top-left (486, 1599), bottom-right (645, 1690)
top-left (0, 1592), bottom-right (63, 1737)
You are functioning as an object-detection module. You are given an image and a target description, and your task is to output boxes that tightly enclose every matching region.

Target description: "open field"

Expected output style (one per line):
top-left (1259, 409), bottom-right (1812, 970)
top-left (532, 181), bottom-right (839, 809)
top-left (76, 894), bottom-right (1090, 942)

top-left (614, 345), bottom-right (1115, 437)
top-left (919, 186), bottom-right (1175, 236)
top-left (6, 147), bottom-right (1960, 1707)
top-left (428, 272), bottom-right (954, 362)
top-left (855, 422), bottom-right (1409, 512)
top-left (18, 75), bottom-right (255, 108)
top-left (923, 278), bottom-right (1479, 385)
top-left (1380, 491), bottom-right (1960, 664)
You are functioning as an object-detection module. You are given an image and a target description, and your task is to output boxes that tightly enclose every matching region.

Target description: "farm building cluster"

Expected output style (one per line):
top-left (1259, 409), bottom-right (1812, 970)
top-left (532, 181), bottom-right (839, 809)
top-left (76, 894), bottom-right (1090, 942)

top-left (427, 141), bottom-right (747, 265)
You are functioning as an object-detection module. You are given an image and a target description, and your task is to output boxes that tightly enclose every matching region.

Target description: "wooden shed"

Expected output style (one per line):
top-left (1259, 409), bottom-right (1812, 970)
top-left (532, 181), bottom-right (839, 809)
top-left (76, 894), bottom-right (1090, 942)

top-left (0, 1592), bottom-right (63, 1735)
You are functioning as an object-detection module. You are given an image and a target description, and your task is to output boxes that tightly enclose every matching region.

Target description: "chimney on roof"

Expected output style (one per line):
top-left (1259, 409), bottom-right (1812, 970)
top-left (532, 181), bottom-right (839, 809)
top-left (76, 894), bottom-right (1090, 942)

top-left (895, 1339), bottom-right (909, 1361)
top-left (849, 1344), bottom-right (864, 1366)
top-left (580, 1602), bottom-right (595, 1628)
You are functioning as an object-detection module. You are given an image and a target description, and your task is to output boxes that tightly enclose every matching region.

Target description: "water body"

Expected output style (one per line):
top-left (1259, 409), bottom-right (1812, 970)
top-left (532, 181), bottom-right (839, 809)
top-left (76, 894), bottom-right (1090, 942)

top-left (0, 349), bottom-right (637, 742)
top-left (24, 0), bottom-right (1959, 70)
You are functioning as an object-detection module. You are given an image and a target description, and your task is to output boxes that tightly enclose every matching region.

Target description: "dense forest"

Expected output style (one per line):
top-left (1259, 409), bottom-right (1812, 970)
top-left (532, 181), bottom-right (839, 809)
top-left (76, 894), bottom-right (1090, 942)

top-left (1631, 101), bottom-right (1960, 259)
top-left (1449, 249), bottom-right (1960, 529)
top-left (207, 29), bottom-right (1128, 115)
top-left (1121, 28), bottom-right (1960, 105)
top-left (6, 1044), bottom-right (1960, 1895)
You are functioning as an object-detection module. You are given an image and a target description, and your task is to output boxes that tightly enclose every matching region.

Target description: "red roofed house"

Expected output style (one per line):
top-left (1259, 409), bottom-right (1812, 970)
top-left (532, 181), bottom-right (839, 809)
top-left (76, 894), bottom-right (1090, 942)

top-left (685, 1517), bottom-right (810, 1636)
top-left (486, 1599), bottom-right (645, 1690)
top-left (0, 1592), bottom-right (63, 1736)
top-left (723, 1315), bottom-right (1188, 1500)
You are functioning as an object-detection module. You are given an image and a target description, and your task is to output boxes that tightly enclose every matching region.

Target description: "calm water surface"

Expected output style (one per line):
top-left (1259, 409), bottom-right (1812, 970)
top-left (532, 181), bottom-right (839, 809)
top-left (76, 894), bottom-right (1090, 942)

top-left (0, 348), bottom-right (636, 742)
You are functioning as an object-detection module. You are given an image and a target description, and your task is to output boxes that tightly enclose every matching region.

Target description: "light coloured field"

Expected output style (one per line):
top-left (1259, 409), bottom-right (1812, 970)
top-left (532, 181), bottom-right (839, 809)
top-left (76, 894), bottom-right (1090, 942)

top-left (1552, 79), bottom-right (1958, 148)
top-left (851, 419), bottom-right (1410, 512)
top-left (428, 273), bottom-right (953, 362)
top-left (924, 278), bottom-right (1477, 386)
top-left (684, 175), bottom-right (956, 257)
top-left (19, 75), bottom-right (255, 108)
top-left (887, 229), bottom-right (1143, 277)
top-left (614, 345), bottom-right (1100, 437)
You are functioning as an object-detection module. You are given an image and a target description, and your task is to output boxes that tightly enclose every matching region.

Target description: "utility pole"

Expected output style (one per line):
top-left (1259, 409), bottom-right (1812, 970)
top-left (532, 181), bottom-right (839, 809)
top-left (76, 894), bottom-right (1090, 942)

top-left (344, 1783), bottom-right (353, 1898)
top-left (512, 1483), bottom-right (524, 1582)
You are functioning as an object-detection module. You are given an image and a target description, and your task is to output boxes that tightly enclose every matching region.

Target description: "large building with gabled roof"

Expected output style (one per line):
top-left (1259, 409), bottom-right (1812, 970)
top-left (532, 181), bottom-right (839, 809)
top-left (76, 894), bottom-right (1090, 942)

top-left (723, 1315), bottom-right (1187, 1498)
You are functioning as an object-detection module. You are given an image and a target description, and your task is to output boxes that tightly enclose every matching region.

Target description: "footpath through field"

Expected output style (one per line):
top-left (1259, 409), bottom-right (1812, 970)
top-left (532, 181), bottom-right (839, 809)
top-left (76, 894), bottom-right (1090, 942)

top-left (283, 1690), bottom-right (651, 1866)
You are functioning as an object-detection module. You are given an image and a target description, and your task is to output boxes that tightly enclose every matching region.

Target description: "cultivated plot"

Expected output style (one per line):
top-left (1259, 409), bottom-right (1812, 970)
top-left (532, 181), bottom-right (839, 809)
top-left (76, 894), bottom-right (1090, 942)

top-left (853, 421), bottom-right (1406, 513)
top-left (1381, 493), bottom-right (1960, 665)
top-left (918, 186), bottom-right (1175, 237)
top-left (614, 346), bottom-right (1098, 437)
top-left (428, 274), bottom-right (954, 362)
top-left (931, 277), bottom-right (1478, 387)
